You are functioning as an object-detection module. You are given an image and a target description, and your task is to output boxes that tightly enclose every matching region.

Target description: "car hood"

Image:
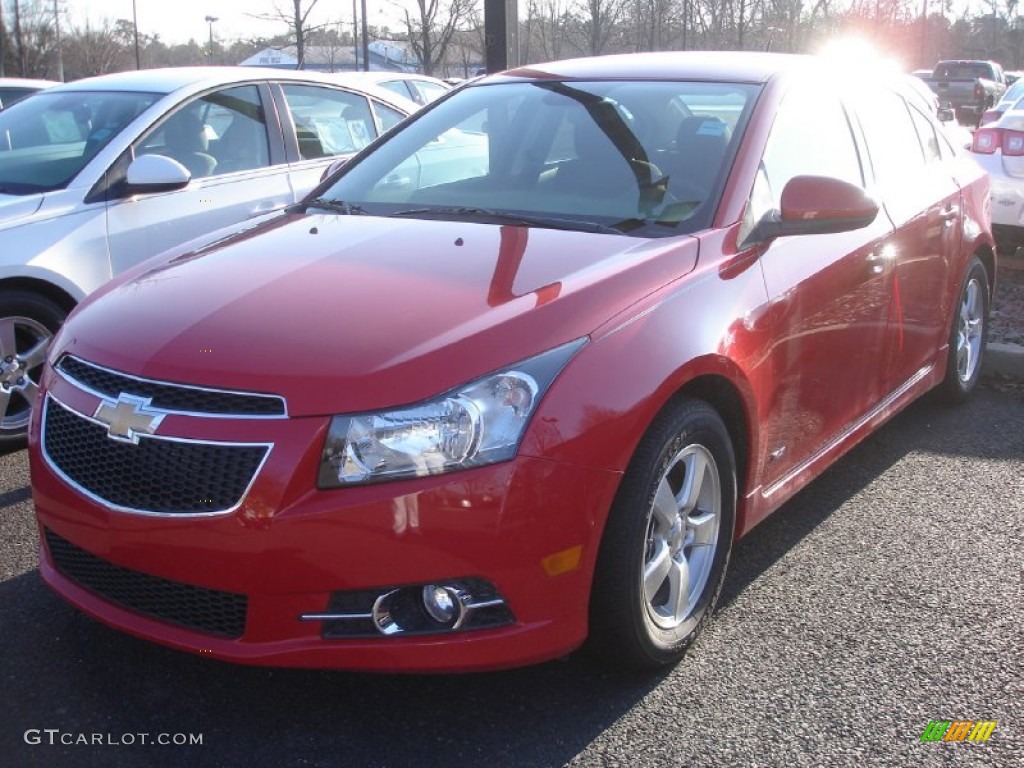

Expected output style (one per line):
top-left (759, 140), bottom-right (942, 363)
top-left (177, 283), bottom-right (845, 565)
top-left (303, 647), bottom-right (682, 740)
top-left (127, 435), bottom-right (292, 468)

top-left (0, 192), bottom-right (43, 227)
top-left (55, 213), bottom-right (698, 416)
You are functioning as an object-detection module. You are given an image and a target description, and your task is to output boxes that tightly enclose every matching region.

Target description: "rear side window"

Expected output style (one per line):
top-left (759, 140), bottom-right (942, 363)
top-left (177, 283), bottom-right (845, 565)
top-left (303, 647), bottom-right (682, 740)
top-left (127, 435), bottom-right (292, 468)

top-left (280, 84), bottom-right (378, 159)
top-left (853, 89), bottom-right (926, 184)
top-left (907, 104), bottom-right (942, 164)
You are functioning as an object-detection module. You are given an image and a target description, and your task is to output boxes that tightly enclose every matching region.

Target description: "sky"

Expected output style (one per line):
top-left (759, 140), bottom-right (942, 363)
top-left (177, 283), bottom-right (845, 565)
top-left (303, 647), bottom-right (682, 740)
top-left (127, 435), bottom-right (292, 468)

top-left (68, 1), bottom-right (409, 46)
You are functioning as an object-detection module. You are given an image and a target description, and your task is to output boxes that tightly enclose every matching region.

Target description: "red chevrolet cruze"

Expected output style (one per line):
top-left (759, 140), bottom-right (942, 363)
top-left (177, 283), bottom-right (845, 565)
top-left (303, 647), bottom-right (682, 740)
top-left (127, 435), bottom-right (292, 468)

top-left (29, 53), bottom-right (995, 672)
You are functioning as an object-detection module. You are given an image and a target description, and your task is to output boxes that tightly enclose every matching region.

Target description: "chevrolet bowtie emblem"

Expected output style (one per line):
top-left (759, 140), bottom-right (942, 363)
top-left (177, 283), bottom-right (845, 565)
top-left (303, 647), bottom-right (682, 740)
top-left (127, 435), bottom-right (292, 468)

top-left (93, 394), bottom-right (165, 443)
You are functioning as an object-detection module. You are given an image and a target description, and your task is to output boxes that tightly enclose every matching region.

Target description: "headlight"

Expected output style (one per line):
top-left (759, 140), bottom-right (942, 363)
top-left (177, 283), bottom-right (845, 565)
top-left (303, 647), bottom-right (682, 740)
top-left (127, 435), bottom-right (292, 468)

top-left (318, 339), bottom-right (585, 487)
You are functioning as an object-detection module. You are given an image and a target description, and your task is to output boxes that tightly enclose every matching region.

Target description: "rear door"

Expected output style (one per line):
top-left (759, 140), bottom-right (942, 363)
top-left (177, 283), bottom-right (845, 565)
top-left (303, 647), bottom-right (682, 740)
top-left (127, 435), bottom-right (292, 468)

top-left (273, 84), bottom-right (403, 201)
top-left (850, 87), bottom-right (961, 389)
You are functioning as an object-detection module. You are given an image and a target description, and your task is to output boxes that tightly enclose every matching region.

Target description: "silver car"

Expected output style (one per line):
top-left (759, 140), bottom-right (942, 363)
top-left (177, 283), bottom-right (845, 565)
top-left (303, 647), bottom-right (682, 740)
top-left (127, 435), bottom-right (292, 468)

top-left (0, 77), bottom-right (59, 110)
top-left (0, 67), bottom-right (417, 444)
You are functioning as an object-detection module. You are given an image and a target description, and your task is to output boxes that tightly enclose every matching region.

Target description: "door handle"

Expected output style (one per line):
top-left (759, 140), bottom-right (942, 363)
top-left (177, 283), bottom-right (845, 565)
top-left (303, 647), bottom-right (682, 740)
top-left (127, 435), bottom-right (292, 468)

top-left (248, 202), bottom-right (287, 219)
top-left (866, 252), bottom-right (886, 275)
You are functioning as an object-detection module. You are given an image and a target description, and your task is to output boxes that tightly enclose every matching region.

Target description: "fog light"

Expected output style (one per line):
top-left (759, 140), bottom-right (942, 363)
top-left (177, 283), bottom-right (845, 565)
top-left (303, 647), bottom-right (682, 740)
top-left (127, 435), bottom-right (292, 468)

top-left (422, 584), bottom-right (458, 624)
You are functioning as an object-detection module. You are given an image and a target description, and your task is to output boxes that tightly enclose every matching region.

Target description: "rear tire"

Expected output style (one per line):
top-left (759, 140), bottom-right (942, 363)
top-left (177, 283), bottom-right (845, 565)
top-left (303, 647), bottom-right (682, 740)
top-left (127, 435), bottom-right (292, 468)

top-left (589, 398), bottom-right (736, 670)
top-left (939, 256), bottom-right (989, 404)
top-left (0, 291), bottom-right (67, 447)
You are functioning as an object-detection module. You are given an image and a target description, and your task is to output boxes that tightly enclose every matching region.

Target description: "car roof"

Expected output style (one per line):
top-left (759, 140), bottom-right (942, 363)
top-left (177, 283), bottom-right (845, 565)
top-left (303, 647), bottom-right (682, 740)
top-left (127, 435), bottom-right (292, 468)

top-left (0, 77), bottom-right (61, 89)
top-left (495, 51), bottom-right (814, 84)
top-left (46, 66), bottom-right (418, 111)
top-left (343, 71), bottom-right (449, 86)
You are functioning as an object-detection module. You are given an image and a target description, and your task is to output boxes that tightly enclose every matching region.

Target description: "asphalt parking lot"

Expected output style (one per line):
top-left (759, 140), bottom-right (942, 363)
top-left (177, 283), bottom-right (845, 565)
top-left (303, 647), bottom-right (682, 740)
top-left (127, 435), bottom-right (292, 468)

top-left (1, 382), bottom-right (1021, 768)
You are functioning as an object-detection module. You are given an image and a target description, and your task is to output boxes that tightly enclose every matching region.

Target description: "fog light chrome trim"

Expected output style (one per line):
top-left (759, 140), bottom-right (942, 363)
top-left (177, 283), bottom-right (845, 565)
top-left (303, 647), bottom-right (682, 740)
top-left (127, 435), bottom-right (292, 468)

top-left (301, 578), bottom-right (515, 638)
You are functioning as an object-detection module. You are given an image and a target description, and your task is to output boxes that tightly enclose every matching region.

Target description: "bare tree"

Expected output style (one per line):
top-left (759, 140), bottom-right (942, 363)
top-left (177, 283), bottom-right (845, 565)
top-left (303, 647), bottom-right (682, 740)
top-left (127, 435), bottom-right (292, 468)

top-left (629, 0), bottom-right (676, 50)
top-left (250, 0), bottom-right (324, 69)
top-left (3, 0), bottom-right (58, 77)
top-left (400, 0), bottom-right (478, 76)
top-left (63, 18), bottom-right (131, 78)
top-left (524, 0), bottom-right (570, 62)
top-left (574, 0), bottom-right (628, 55)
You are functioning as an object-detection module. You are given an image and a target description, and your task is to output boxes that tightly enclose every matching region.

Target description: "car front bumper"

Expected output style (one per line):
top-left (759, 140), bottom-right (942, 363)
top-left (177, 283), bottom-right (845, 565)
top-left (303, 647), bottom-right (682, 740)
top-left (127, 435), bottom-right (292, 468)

top-left (30, 376), bottom-right (622, 672)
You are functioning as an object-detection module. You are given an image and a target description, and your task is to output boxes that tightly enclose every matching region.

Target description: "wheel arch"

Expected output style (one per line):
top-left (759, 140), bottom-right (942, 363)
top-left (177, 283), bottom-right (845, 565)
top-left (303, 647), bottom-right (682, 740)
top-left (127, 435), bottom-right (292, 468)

top-left (0, 277), bottom-right (79, 316)
top-left (660, 373), bottom-right (754, 538)
top-left (974, 244), bottom-right (996, 297)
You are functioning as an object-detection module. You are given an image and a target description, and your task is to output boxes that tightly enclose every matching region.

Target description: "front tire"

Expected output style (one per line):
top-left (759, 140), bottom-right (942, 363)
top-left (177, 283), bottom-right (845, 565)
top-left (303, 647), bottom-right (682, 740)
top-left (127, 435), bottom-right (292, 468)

top-left (0, 291), bottom-right (67, 446)
top-left (939, 256), bottom-right (989, 404)
top-left (590, 398), bottom-right (736, 669)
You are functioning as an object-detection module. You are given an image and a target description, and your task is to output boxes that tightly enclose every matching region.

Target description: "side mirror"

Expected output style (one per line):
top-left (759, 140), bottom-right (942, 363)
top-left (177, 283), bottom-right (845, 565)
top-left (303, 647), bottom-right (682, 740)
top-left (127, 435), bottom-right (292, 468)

top-left (748, 175), bottom-right (878, 243)
top-left (125, 154), bottom-right (191, 192)
top-left (319, 157), bottom-right (348, 183)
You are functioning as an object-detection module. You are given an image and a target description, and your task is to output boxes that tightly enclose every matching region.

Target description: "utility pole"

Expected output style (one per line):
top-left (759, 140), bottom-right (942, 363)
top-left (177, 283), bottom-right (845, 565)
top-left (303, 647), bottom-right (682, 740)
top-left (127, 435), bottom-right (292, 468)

top-left (0, 5), bottom-right (6, 77)
top-left (133, 0), bottom-right (141, 69)
top-left (14, 0), bottom-right (26, 76)
top-left (361, 0), bottom-right (369, 71)
top-left (53, 0), bottom-right (64, 81)
top-left (484, 0), bottom-right (518, 73)
top-left (352, 0), bottom-right (358, 69)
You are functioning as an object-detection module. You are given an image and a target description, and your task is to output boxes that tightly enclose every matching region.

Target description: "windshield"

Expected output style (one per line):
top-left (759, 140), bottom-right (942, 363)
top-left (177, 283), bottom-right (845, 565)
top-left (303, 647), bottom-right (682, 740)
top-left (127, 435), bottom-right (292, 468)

top-left (0, 90), bottom-right (160, 195)
top-left (320, 79), bottom-right (758, 237)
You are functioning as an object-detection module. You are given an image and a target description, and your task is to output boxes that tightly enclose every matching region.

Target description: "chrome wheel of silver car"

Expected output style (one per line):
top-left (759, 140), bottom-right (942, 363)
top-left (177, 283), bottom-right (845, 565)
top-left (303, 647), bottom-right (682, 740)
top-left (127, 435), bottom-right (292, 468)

top-left (956, 276), bottom-right (984, 384)
top-left (0, 291), bottom-right (67, 445)
top-left (590, 398), bottom-right (736, 669)
top-left (0, 315), bottom-right (51, 433)
top-left (643, 443), bottom-right (720, 630)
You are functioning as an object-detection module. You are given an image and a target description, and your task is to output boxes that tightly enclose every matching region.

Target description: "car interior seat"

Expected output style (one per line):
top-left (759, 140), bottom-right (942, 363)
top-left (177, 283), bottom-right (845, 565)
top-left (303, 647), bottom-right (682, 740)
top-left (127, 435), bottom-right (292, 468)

top-left (671, 115), bottom-right (732, 198)
top-left (212, 114), bottom-right (269, 173)
top-left (163, 112), bottom-right (217, 178)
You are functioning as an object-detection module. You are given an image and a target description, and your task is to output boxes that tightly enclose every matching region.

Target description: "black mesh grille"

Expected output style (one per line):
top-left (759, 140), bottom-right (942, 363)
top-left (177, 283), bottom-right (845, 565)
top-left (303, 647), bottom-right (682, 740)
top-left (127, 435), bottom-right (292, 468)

top-left (45, 529), bottom-right (247, 638)
top-left (56, 356), bottom-right (285, 416)
top-left (43, 398), bottom-right (268, 514)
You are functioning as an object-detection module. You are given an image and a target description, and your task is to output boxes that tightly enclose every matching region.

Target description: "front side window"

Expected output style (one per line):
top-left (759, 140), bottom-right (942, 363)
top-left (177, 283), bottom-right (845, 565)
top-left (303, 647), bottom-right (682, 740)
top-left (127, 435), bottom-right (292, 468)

top-left (136, 85), bottom-right (270, 178)
top-left (280, 84), bottom-right (378, 159)
top-left (741, 84), bottom-right (864, 241)
top-left (0, 90), bottom-right (159, 194)
top-left (320, 80), bottom-right (758, 238)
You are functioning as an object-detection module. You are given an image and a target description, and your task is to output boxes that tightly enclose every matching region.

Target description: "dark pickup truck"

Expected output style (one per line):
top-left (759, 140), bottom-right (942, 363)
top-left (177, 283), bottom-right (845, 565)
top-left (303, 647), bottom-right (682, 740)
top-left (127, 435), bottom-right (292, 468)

top-left (924, 60), bottom-right (1007, 125)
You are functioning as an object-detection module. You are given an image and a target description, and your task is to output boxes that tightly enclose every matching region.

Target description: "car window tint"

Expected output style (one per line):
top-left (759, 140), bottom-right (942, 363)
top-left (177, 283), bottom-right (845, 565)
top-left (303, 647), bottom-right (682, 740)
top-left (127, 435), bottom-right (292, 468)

top-left (414, 81), bottom-right (448, 103)
top-left (853, 88), bottom-right (926, 184)
top-left (0, 90), bottom-right (159, 193)
top-left (137, 86), bottom-right (269, 178)
top-left (379, 80), bottom-right (416, 103)
top-left (203, 86), bottom-right (270, 174)
top-left (280, 84), bottom-right (377, 159)
top-left (372, 101), bottom-right (406, 133)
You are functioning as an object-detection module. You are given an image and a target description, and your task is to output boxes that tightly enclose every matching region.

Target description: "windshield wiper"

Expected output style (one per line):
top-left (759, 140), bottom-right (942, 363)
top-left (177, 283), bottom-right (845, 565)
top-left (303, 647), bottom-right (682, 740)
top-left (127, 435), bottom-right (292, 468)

top-left (389, 206), bottom-right (624, 235)
top-left (296, 197), bottom-right (367, 215)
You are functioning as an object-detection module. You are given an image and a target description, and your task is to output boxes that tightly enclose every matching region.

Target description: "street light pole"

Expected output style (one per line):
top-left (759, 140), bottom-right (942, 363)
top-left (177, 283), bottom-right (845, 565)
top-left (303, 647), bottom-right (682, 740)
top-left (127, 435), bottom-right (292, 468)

top-left (205, 15), bottom-right (218, 64)
top-left (132, 0), bottom-right (141, 69)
